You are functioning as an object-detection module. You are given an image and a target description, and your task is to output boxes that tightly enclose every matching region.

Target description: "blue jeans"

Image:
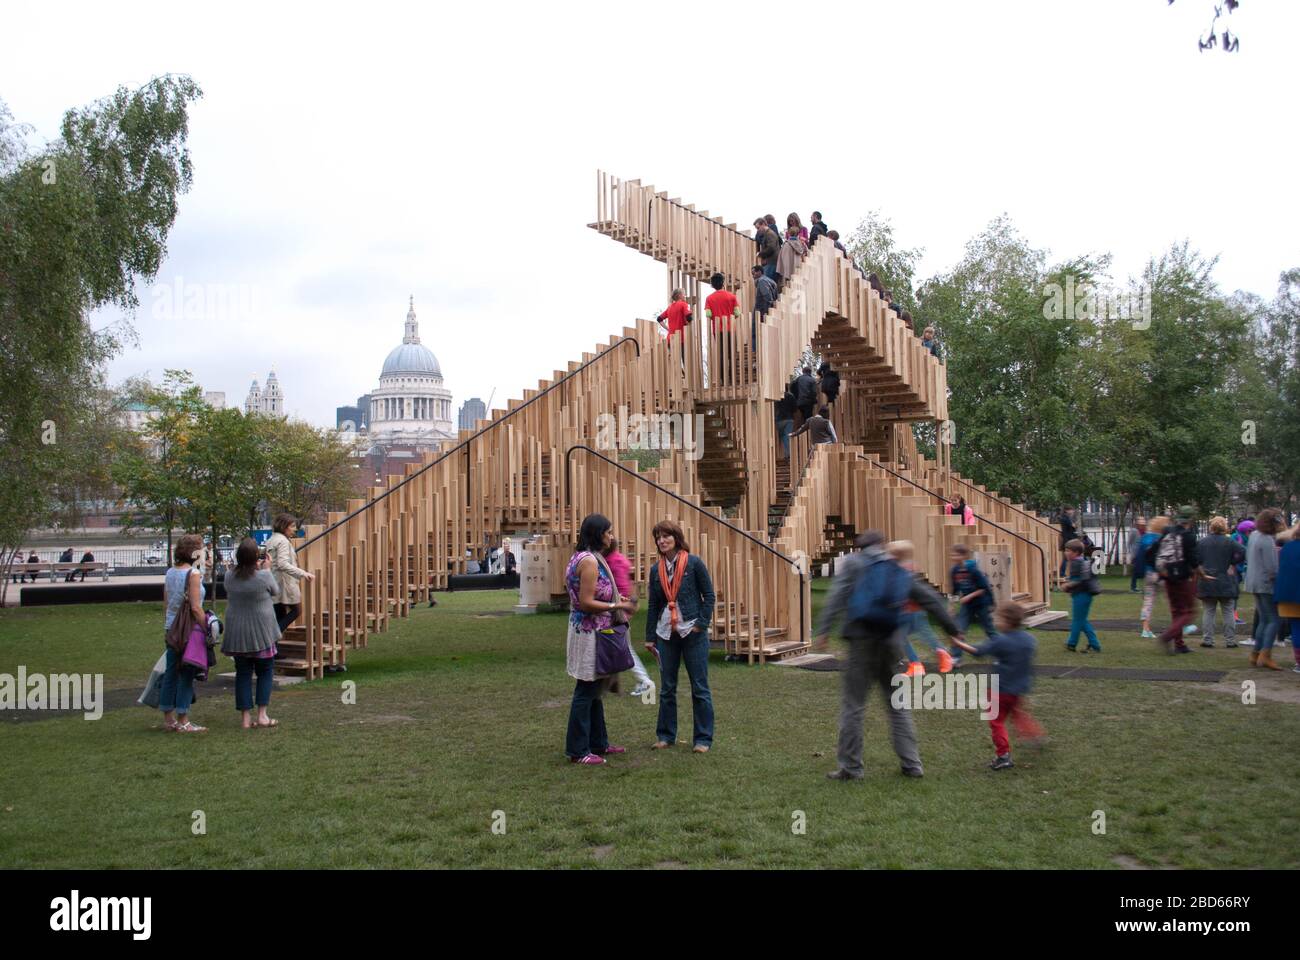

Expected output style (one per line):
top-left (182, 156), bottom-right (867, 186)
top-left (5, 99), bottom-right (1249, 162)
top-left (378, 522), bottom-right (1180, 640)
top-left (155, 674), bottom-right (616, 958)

top-left (234, 655), bottom-right (274, 710)
top-left (565, 678), bottom-right (610, 758)
top-left (955, 603), bottom-right (997, 657)
top-left (656, 629), bottom-right (714, 748)
top-left (1253, 593), bottom-right (1280, 651)
top-left (1067, 591), bottom-right (1100, 650)
top-left (902, 610), bottom-right (940, 661)
top-left (776, 418), bottom-right (794, 458)
top-left (158, 646), bottom-right (194, 714)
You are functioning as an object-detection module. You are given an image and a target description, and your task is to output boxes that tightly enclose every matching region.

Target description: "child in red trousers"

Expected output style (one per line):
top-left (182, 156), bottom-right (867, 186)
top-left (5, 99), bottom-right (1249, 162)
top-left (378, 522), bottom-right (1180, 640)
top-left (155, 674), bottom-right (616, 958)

top-left (951, 600), bottom-right (1046, 770)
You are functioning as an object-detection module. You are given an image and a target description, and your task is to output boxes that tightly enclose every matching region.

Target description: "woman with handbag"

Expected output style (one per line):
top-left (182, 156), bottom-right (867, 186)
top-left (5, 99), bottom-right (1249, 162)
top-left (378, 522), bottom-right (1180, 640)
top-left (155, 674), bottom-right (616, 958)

top-left (645, 520), bottom-right (716, 753)
top-left (221, 538), bottom-right (283, 729)
top-left (265, 513), bottom-right (313, 634)
top-left (564, 514), bottom-right (637, 766)
top-left (161, 533), bottom-right (208, 733)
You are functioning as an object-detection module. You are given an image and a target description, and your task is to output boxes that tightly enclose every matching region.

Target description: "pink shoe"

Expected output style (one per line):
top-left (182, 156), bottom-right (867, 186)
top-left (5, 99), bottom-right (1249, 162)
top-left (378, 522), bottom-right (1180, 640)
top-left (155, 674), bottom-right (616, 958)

top-left (597, 745), bottom-right (626, 755)
top-left (570, 753), bottom-right (607, 765)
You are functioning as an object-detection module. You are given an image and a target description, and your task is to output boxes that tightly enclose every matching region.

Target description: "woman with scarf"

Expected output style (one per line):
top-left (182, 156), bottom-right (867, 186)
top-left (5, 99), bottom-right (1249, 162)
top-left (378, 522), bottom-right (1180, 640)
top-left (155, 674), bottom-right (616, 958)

top-left (645, 520), bottom-right (716, 753)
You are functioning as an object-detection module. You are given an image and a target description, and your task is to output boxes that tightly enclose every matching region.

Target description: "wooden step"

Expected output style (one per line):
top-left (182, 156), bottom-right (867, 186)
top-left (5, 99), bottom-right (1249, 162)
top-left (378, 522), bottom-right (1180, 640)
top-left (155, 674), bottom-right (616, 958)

top-left (1024, 609), bottom-right (1068, 628)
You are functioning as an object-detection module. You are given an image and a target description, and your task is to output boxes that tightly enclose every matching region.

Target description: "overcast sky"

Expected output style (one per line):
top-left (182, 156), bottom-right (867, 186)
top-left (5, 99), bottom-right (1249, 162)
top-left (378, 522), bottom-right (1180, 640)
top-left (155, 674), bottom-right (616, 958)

top-left (4, 0), bottom-right (1294, 427)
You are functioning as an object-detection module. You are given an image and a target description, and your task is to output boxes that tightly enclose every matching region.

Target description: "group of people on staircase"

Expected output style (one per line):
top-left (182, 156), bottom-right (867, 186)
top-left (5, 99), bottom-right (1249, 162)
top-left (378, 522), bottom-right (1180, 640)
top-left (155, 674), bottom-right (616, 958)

top-left (776, 364), bottom-right (840, 459)
top-left (149, 515), bottom-right (312, 734)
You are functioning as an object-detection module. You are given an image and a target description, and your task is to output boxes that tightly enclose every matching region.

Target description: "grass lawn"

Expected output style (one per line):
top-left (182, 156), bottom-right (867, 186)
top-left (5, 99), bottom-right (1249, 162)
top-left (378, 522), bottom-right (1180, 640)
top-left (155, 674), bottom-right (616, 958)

top-left (0, 574), bottom-right (1294, 869)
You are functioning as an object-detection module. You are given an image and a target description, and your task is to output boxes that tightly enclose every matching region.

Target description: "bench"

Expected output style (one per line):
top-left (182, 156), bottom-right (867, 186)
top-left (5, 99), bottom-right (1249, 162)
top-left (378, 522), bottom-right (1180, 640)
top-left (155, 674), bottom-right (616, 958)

top-left (9, 562), bottom-right (110, 583)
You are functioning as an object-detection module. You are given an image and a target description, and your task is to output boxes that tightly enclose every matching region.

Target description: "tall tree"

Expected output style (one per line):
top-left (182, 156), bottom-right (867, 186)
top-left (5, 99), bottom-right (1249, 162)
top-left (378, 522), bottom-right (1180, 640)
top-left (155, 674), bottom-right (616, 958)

top-left (916, 217), bottom-right (1107, 511)
top-left (261, 418), bottom-right (360, 525)
top-left (845, 211), bottom-right (924, 315)
top-left (1234, 269), bottom-right (1300, 515)
top-left (112, 370), bottom-right (209, 555)
top-left (0, 76), bottom-right (202, 570)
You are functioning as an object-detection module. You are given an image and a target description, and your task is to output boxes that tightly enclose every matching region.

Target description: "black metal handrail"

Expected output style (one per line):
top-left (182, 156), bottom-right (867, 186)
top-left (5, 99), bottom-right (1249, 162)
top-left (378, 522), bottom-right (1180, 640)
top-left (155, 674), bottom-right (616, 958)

top-left (565, 444), bottom-right (807, 650)
top-left (854, 454), bottom-right (1049, 602)
top-left (941, 470), bottom-right (1060, 539)
top-left (297, 336), bottom-right (641, 551)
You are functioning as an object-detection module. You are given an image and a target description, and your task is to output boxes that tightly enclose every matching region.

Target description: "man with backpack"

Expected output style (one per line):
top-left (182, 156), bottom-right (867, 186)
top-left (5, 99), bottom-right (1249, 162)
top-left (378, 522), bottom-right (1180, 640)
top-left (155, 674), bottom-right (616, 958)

top-left (816, 530), bottom-right (964, 781)
top-left (1147, 505), bottom-right (1203, 655)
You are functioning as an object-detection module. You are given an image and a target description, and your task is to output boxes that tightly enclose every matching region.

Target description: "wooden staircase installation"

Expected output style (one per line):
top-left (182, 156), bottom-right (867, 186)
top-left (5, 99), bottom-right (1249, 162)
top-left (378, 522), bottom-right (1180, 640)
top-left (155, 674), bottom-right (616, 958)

top-left (283, 172), bottom-right (1057, 676)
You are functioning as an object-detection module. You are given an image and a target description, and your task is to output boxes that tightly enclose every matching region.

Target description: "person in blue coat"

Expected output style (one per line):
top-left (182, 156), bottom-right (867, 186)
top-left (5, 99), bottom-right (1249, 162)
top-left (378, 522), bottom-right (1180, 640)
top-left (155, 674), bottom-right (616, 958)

top-left (1275, 522), bottom-right (1300, 673)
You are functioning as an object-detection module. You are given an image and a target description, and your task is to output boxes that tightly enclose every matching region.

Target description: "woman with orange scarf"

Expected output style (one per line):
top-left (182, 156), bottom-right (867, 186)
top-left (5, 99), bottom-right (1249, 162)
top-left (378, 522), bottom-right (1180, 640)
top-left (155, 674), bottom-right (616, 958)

top-left (645, 520), bottom-right (716, 752)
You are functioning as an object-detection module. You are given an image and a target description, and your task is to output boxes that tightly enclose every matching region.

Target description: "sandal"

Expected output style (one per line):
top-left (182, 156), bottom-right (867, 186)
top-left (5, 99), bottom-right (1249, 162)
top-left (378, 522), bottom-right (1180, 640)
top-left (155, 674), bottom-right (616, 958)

top-left (652, 741), bottom-right (672, 750)
top-left (254, 718), bottom-right (279, 728)
top-left (692, 745), bottom-right (710, 753)
top-left (174, 721), bottom-right (207, 734)
top-left (162, 720), bottom-right (180, 732)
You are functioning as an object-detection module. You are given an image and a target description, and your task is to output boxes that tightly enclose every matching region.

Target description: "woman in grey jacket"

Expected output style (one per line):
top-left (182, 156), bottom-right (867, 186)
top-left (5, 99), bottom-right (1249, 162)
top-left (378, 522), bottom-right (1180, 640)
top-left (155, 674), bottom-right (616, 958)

top-left (1244, 509), bottom-right (1284, 670)
top-left (222, 538), bottom-right (283, 727)
top-left (1197, 517), bottom-right (1245, 648)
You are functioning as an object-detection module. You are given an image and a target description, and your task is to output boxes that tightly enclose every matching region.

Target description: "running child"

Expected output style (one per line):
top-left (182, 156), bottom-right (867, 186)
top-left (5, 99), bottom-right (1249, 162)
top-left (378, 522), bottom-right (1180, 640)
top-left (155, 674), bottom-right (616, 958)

top-left (888, 540), bottom-right (953, 675)
top-left (949, 544), bottom-right (997, 668)
top-left (951, 600), bottom-right (1045, 770)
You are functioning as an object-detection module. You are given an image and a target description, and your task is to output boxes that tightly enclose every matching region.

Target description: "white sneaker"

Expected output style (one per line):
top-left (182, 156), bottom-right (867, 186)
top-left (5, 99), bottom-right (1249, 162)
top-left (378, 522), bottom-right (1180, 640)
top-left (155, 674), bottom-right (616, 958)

top-left (630, 682), bottom-right (653, 698)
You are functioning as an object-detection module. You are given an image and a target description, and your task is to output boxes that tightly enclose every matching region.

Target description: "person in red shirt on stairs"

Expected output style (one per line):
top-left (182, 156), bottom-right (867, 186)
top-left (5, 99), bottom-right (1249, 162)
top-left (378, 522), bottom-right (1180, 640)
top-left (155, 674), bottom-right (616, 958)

top-left (704, 273), bottom-right (740, 333)
top-left (656, 289), bottom-right (692, 340)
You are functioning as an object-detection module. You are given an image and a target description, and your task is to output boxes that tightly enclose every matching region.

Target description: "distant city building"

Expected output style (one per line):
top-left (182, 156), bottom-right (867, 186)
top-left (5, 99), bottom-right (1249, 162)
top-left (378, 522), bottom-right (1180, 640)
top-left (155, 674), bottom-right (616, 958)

top-left (361, 297), bottom-right (455, 450)
top-left (245, 368), bottom-right (286, 418)
top-left (336, 393), bottom-right (372, 433)
top-left (121, 401), bottom-right (156, 432)
top-left (458, 397), bottom-right (487, 431)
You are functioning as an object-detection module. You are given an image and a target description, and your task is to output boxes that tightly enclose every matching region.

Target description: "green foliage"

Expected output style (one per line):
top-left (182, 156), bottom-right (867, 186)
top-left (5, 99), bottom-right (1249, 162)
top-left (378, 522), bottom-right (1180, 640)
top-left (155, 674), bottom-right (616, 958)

top-left (1233, 269), bottom-right (1300, 514)
top-left (114, 372), bottom-right (359, 546)
top-left (846, 210), bottom-right (924, 314)
top-left (917, 219), bottom-right (1107, 509)
top-left (260, 416), bottom-right (361, 523)
top-left (0, 77), bottom-right (201, 559)
top-left (906, 213), bottom-right (1286, 518)
top-left (1086, 245), bottom-right (1252, 515)
top-left (112, 370), bottom-right (208, 547)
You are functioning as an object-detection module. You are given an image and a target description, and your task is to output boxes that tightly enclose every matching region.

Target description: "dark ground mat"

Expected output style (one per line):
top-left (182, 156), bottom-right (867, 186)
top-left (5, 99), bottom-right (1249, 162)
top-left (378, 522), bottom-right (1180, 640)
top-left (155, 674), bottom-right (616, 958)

top-left (790, 657), bottom-right (843, 671)
top-left (1035, 618), bottom-right (1146, 632)
top-left (794, 659), bottom-right (1227, 682)
top-left (1045, 665), bottom-right (1227, 681)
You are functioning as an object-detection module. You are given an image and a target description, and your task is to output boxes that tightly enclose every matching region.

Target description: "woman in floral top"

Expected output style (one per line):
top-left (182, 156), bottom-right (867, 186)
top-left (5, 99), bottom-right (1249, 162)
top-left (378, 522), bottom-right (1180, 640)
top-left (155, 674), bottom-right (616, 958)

top-left (564, 514), bottom-right (636, 765)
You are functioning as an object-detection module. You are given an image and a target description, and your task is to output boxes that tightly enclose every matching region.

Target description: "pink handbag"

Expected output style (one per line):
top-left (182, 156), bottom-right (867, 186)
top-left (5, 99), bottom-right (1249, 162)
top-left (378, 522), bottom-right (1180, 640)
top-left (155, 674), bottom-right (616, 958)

top-left (181, 617), bottom-right (211, 679)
